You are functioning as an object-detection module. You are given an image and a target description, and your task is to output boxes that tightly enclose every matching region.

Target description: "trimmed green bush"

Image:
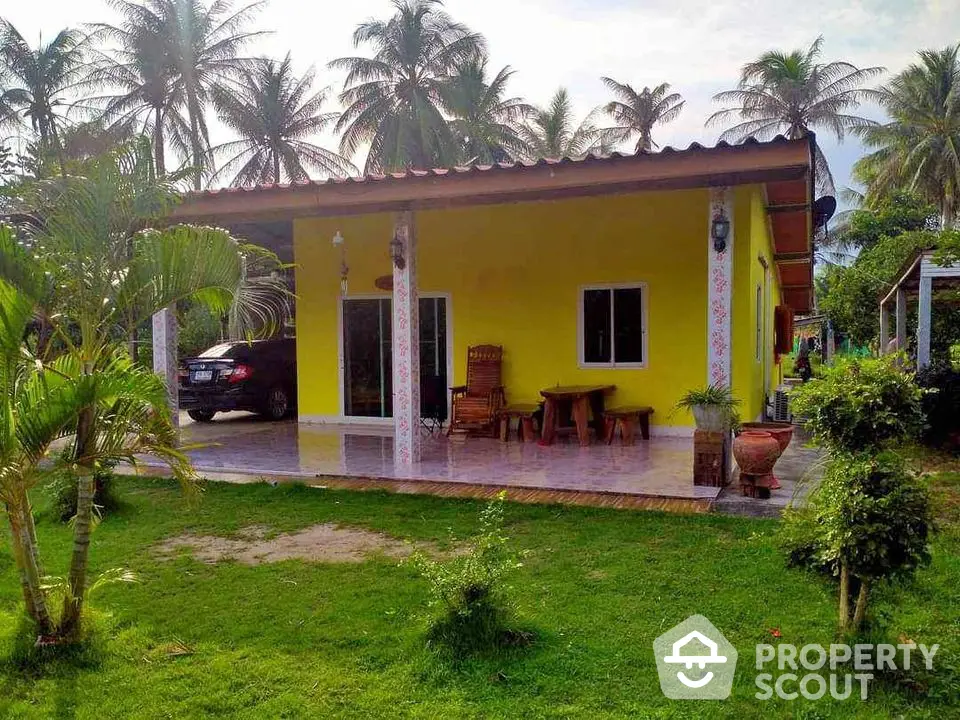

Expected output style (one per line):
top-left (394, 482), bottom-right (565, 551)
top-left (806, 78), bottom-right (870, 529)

top-left (790, 354), bottom-right (926, 453)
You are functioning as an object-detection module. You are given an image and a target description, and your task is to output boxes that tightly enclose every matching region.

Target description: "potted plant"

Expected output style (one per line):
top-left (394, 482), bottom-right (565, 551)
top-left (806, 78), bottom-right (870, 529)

top-left (675, 384), bottom-right (740, 432)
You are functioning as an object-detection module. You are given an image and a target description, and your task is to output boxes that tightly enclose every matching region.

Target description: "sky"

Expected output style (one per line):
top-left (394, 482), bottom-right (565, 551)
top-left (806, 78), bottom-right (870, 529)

top-left (4, 0), bottom-right (960, 198)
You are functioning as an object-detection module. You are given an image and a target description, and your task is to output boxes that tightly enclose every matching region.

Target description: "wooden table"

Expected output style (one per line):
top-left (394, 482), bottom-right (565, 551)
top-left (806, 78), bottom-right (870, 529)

top-left (539, 385), bottom-right (616, 447)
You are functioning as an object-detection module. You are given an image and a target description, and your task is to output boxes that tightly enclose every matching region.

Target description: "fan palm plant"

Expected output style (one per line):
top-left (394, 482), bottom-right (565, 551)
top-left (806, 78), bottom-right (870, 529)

top-left (519, 88), bottom-right (605, 160)
top-left (443, 59), bottom-right (531, 164)
top-left (854, 45), bottom-right (960, 228)
top-left (96, 0), bottom-right (267, 189)
top-left (707, 37), bottom-right (883, 193)
top-left (1, 141), bottom-right (287, 640)
top-left (211, 54), bottom-right (355, 186)
top-left (330, 0), bottom-right (485, 172)
top-left (0, 21), bottom-right (93, 174)
top-left (600, 78), bottom-right (683, 152)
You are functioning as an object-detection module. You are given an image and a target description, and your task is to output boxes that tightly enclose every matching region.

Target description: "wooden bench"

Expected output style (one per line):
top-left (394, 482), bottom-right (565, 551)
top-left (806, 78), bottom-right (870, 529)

top-left (602, 406), bottom-right (654, 445)
top-left (498, 403), bottom-right (540, 443)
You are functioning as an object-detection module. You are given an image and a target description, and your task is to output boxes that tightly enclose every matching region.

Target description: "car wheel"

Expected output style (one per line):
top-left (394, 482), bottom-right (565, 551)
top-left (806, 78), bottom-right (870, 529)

top-left (263, 387), bottom-right (290, 421)
top-left (188, 409), bottom-right (216, 423)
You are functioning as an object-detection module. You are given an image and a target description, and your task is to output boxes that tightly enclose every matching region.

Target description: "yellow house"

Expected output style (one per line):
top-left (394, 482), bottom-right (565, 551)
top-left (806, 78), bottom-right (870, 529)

top-left (173, 135), bottom-right (815, 468)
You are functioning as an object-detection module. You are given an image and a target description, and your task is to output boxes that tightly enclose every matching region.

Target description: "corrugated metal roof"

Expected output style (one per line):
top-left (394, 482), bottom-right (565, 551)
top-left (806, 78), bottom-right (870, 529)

top-left (190, 135), bottom-right (800, 197)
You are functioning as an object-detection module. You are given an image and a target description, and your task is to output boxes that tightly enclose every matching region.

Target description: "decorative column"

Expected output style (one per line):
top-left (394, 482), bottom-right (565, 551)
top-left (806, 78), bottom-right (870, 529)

top-left (917, 276), bottom-right (932, 368)
top-left (895, 287), bottom-right (907, 351)
top-left (391, 211), bottom-right (421, 465)
top-left (696, 187), bottom-right (734, 488)
top-left (707, 186), bottom-right (734, 387)
top-left (152, 305), bottom-right (179, 429)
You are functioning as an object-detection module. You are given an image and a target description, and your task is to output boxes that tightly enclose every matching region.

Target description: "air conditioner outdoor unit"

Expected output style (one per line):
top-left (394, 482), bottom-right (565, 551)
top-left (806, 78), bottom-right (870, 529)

top-left (771, 384), bottom-right (792, 423)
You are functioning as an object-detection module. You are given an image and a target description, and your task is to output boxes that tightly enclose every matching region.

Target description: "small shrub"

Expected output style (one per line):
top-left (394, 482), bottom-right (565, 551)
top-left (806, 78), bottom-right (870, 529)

top-left (790, 354), bottom-right (926, 453)
top-left (410, 493), bottom-right (528, 657)
top-left (48, 468), bottom-right (121, 522)
top-left (780, 451), bottom-right (933, 630)
top-left (915, 362), bottom-right (960, 453)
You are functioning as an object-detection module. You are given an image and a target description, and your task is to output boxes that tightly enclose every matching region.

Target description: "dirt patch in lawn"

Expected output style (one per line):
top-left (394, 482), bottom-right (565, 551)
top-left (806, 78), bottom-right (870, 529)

top-left (155, 524), bottom-right (449, 565)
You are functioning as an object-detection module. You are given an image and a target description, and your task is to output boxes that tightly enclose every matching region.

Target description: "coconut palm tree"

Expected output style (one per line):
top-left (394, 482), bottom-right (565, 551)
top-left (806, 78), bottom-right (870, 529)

top-left (443, 59), bottom-right (531, 164)
top-left (519, 87), bottom-right (604, 160)
top-left (87, 18), bottom-right (186, 174)
top-left (0, 22), bottom-right (92, 173)
top-left (854, 45), bottom-right (960, 228)
top-left (96, 0), bottom-right (267, 188)
top-left (330, 0), bottom-right (485, 172)
top-left (1, 141), bottom-right (287, 640)
top-left (600, 78), bottom-right (683, 153)
top-left (211, 54), bottom-right (355, 186)
top-left (707, 37), bottom-right (883, 193)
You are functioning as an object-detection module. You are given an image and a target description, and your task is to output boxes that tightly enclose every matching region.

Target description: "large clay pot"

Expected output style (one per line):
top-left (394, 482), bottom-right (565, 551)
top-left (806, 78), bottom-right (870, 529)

top-left (732, 430), bottom-right (781, 476)
top-left (741, 422), bottom-right (793, 453)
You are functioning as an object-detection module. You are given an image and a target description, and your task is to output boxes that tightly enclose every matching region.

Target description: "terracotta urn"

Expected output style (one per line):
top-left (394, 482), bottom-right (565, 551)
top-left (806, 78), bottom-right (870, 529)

top-left (741, 422), bottom-right (793, 453)
top-left (732, 430), bottom-right (781, 476)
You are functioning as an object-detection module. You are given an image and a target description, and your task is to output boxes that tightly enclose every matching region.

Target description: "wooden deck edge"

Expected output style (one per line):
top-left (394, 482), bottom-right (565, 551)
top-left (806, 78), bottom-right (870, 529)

top-left (123, 466), bottom-right (714, 514)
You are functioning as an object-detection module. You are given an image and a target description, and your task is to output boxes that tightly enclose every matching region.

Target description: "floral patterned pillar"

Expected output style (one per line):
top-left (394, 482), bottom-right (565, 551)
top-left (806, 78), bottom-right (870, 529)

top-left (392, 211), bottom-right (421, 466)
top-left (152, 305), bottom-right (179, 429)
top-left (708, 187), bottom-right (734, 387)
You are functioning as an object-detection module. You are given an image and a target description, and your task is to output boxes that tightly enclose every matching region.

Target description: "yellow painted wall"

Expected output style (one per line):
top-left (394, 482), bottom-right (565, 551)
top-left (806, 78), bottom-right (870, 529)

top-left (294, 189), bottom-right (711, 427)
top-left (293, 185), bottom-right (781, 428)
top-left (731, 186), bottom-right (782, 422)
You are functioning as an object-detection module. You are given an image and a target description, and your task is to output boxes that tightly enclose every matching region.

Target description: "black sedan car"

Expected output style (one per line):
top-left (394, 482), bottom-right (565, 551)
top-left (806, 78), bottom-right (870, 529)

top-left (178, 338), bottom-right (296, 422)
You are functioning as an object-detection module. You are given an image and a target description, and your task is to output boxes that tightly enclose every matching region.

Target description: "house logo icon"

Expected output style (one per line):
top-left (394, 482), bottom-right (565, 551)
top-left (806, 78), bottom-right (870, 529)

top-left (653, 615), bottom-right (738, 699)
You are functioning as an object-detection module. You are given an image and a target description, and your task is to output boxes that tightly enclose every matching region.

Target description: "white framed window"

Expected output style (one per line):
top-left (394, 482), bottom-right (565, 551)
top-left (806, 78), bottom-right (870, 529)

top-left (578, 283), bottom-right (647, 368)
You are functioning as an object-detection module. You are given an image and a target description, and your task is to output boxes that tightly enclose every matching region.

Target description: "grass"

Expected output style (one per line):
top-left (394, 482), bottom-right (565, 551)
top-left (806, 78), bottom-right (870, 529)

top-left (0, 470), bottom-right (958, 719)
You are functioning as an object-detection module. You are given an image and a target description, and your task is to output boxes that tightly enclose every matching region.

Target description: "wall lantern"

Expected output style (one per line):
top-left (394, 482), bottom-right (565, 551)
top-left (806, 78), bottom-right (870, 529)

top-left (332, 230), bottom-right (348, 296)
top-left (390, 232), bottom-right (406, 270)
top-left (711, 211), bottom-right (730, 253)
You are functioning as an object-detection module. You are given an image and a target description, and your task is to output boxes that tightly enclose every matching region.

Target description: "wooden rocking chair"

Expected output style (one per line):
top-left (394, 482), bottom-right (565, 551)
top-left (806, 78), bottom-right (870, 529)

top-left (448, 345), bottom-right (506, 437)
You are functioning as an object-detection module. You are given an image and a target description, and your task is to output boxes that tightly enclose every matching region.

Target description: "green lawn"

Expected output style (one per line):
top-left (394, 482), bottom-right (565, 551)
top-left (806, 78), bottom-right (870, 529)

top-left (1, 473), bottom-right (959, 719)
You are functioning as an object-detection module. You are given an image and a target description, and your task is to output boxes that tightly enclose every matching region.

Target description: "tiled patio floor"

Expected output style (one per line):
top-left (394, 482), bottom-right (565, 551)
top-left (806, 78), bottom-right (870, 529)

top-left (174, 412), bottom-right (720, 502)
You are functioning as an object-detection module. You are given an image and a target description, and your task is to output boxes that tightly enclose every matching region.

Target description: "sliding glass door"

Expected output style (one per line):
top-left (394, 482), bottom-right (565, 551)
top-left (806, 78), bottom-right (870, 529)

top-left (342, 297), bottom-right (447, 419)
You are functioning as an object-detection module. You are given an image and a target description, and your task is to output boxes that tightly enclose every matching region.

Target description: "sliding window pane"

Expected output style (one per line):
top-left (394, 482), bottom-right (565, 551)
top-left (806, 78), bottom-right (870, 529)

top-left (613, 287), bottom-right (644, 363)
top-left (583, 289), bottom-right (612, 363)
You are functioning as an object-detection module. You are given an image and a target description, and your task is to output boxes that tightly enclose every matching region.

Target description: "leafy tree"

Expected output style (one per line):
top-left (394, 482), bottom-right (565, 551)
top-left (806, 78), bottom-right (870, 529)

top-left (855, 45), bottom-right (960, 228)
top-left (1, 142), bottom-right (286, 641)
top-left (443, 59), bottom-right (531, 164)
top-left (96, 0), bottom-right (267, 189)
top-left (785, 357), bottom-right (931, 630)
top-left (829, 191), bottom-right (938, 254)
top-left (782, 452), bottom-right (933, 631)
top-left (211, 54), bottom-right (354, 186)
top-left (0, 21), bottom-right (92, 174)
top-left (519, 88), bottom-right (604, 160)
top-left (708, 36), bottom-right (882, 193)
top-left (790, 355), bottom-right (927, 453)
top-left (331, 0), bottom-right (485, 172)
top-left (600, 78), bottom-right (683, 152)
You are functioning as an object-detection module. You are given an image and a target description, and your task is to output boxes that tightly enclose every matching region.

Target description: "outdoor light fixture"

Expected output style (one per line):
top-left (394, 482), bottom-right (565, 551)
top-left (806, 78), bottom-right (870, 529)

top-left (711, 211), bottom-right (730, 253)
top-left (332, 231), bottom-right (348, 296)
top-left (390, 232), bottom-right (406, 270)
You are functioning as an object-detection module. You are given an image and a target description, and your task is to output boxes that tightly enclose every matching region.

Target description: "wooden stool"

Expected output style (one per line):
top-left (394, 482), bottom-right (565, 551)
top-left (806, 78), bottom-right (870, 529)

top-left (498, 403), bottom-right (540, 443)
top-left (603, 406), bottom-right (654, 445)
